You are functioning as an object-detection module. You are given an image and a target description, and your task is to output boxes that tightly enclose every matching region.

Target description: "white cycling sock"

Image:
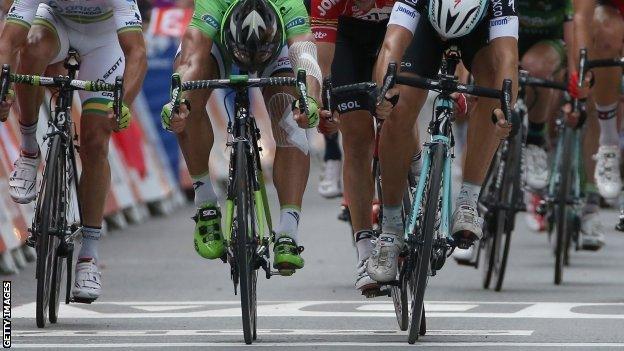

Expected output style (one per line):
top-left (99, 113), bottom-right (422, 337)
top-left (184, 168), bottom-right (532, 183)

top-left (382, 205), bottom-right (403, 234)
top-left (192, 172), bottom-right (218, 208)
top-left (20, 121), bottom-right (39, 156)
top-left (275, 206), bottom-right (301, 242)
top-left (354, 230), bottom-right (374, 262)
top-left (457, 181), bottom-right (481, 208)
top-left (596, 102), bottom-right (619, 146)
top-left (78, 226), bottom-right (101, 262)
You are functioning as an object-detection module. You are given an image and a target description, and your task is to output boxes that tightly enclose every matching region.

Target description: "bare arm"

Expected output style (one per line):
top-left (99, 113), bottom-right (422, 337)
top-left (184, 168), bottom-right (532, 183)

top-left (317, 42), bottom-right (335, 79)
top-left (176, 28), bottom-right (214, 100)
top-left (373, 24), bottom-right (413, 87)
top-left (117, 31), bottom-right (147, 105)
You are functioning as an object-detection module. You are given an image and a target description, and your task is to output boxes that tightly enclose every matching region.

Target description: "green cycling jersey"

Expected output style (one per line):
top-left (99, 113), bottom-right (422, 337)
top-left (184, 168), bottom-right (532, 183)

top-left (189, 0), bottom-right (311, 46)
top-left (518, 0), bottom-right (574, 37)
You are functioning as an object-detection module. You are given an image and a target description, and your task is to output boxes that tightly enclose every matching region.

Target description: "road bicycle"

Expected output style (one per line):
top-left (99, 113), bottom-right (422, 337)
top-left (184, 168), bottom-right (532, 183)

top-left (540, 49), bottom-right (624, 285)
top-left (475, 71), bottom-right (566, 291)
top-left (381, 47), bottom-right (514, 343)
top-left (0, 49), bottom-right (124, 328)
top-left (168, 70), bottom-right (309, 344)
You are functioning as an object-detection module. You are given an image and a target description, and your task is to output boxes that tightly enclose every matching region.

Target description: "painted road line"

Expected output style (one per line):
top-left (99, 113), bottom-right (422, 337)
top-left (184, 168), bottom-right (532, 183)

top-left (357, 303), bottom-right (478, 312)
top-left (12, 301), bottom-right (624, 319)
top-left (14, 329), bottom-right (534, 337)
top-left (14, 342), bottom-right (624, 348)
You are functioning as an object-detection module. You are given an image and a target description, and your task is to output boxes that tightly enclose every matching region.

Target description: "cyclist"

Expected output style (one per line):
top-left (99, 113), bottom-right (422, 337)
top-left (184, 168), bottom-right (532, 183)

top-left (568, 0), bottom-right (624, 250)
top-left (369, 0), bottom-right (518, 282)
top-left (312, 0), bottom-right (397, 291)
top-left (0, 0), bottom-right (147, 302)
top-left (517, 1), bottom-right (573, 232)
top-left (161, 0), bottom-right (324, 272)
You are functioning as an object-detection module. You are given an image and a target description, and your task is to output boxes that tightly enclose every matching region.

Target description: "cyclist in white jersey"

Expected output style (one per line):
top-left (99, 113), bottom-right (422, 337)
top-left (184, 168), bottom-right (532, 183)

top-left (0, 0), bottom-right (147, 302)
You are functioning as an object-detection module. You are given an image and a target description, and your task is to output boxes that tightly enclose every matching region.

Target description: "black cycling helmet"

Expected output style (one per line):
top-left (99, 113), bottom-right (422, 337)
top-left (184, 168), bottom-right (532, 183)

top-left (221, 0), bottom-right (285, 73)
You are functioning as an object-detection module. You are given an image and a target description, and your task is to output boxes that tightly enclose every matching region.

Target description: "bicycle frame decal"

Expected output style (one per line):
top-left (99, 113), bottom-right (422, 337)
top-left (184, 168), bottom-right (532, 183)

top-left (224, 199), bottom-right (234, 243)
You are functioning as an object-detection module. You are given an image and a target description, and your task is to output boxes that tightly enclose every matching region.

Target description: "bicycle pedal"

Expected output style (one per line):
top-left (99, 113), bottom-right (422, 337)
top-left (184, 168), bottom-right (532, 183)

top-left (361, 286), bottom-right (390, 298)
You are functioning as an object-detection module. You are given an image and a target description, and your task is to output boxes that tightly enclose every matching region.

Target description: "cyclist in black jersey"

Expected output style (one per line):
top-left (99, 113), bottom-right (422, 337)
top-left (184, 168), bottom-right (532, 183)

top-left (368, 0), bottom-right (519, 282)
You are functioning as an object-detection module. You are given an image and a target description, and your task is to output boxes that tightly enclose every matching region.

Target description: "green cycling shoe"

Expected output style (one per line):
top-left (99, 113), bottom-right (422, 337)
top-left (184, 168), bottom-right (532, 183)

top-left (273, 236), bottom-right (304, 272)
top-left (193, 203), bottom-right (225, 260)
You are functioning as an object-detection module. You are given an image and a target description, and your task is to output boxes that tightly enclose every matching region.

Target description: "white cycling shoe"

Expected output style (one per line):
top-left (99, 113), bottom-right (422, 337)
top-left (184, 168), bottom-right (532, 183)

top-left (594, 145), bottom-right (621, 200)
top-left (451, 205), bottom-right (484, 249)
top-left (580, 213), bottom-right (605, 251)
top-left (525, 144), bottom-right (549, 190)
top-left (452, 246), bottom-right (476, 265)
top-left (8, 152), bottom-right (41, 204)
top-left (366, 233), bottom-right (403, 283)
top-left (318, 160), bottom-right (342, 198)
top-left (72, 258), bottom-right (102, 302)
top-left (355, 258), bottom-right (378, 290)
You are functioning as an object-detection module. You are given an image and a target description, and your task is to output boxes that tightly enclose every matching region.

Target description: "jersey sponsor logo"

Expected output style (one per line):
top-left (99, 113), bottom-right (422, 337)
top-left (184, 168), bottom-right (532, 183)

top-left (337, 100), bottom-right (361, 112)
top-left (285, 17), bottom-right (305, 30)
top-left (395, 4), bottom-right (417, 18)
top-left (491, 0), bottom-right (513, 17)
top-left (103, 57), bottom-right (123, 80)
top-left (276, 56), bottom-right (290, 68)
top-left (402, 0), bottom-right (419, 6)
top-left (317, 0), bottom-right (340, 17)
top-left (47, 1), bottom-right (105, 16)
top-left (313, 31), bottom-right (328, 40)
top-left (490, 16), bottom-right (508, 27)
top-left (201, 14), bottom-right (219, 29)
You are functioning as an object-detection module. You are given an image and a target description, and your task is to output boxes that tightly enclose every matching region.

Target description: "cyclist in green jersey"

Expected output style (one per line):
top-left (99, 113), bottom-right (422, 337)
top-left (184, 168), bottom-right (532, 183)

top-left (515, 1), bottom-right (574, 234)
top-left (161, 0), bottom-right (325, 271)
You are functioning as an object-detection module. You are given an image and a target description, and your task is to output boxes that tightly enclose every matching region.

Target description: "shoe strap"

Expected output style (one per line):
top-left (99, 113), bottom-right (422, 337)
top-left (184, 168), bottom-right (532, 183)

top-left (355, 230), bottom-right (374, 242)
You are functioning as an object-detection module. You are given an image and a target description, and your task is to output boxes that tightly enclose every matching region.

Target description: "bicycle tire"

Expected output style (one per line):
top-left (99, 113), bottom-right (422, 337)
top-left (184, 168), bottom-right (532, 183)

top-left (480, 144), bottom-right (504, 290)
top-left (392, 173), bottom-right (415, 331)
top-left (492, 126), bottom-right (524, 291)
top-left (235, 141), bottom-right (257, 344)
top-left (554, 127), bottom-right (573, 285)
top-left (35, 135), bottom-right (62, 328)
top-left (408, 143), bottom-right (445, 344)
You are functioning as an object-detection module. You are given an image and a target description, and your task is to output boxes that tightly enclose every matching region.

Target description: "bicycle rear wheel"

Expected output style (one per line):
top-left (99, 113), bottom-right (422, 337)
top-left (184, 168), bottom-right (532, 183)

top-left (35, 135), bottom-right (62, 328)
top-left (554, 128), bottom-right (573, 285)
top-left (235, 141), bottom-right (258, 344)
top-left (480, 144), bottom-right (504, 290)
top-left (407, 143), bottom-right (445, 344)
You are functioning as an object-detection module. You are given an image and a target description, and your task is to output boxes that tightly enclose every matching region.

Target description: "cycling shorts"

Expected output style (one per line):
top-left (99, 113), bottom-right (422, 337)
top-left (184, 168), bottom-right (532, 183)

top-left (35, 3), bottom-right (126, 116)
top-left (392, 0), bottom-right (518, 78)
top-left (331, 17), bottom-right (387, 87)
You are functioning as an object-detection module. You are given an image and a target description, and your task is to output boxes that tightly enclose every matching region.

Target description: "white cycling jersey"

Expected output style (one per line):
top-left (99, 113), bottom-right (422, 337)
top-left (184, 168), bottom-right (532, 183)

top-left (6, 0), bottom-right (142, 34)
top-left (6, 0), bottom-right (143, 114)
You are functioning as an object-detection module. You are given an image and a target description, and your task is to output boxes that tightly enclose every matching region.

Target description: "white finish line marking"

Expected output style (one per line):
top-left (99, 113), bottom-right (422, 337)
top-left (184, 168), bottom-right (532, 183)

top-left (14, 329), bottom-right (533, 337)
top-left (11, 300), bottom-right (624, 319)
top-left (357, 303), bottom-right (477, 312)
top-left (14, 342), bottom-right (624, 348)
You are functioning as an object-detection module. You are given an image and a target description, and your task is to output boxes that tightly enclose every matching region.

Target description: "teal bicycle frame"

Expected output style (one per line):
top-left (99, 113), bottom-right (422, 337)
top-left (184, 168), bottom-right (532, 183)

top-left (405, 98), bottom-right (455, 247)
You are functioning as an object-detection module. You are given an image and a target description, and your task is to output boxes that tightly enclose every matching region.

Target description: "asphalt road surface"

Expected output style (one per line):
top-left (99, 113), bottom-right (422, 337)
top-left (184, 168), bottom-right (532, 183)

top-left (6, 170), bottom-right (624, 351)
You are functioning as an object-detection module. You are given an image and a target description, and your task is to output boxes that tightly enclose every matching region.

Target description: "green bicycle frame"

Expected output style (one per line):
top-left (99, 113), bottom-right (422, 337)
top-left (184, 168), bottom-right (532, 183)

top-left (222, 75), bottom-right (274, 245)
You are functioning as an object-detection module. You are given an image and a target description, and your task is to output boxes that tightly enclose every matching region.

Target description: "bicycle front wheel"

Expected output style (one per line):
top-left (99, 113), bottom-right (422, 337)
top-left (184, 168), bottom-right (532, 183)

top-left (407, 143), bottom-right (445, 344)
top-left (554, 127), bottom-right (574, 285)
top-left (235, 141), bottom-right (258, 344)
top-left (35, 135), bottom-right (62, 328)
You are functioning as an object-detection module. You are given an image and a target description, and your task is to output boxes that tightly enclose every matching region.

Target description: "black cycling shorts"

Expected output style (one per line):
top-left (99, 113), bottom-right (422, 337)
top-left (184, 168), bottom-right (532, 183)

top-left (331, 17), bottom-right (387, 87)
top-left (400, 0), bottom-right (517, 78)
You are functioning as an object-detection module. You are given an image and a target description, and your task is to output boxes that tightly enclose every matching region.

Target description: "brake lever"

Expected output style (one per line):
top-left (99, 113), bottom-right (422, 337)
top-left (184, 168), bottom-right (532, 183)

top-left (114, 76), bottom-right (123, 129)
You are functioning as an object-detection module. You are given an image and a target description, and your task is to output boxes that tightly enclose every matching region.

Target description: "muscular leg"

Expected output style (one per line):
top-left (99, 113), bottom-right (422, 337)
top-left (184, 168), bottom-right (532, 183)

top-left (339, 111), bottom-right (375, 233)
top-left (521, 41), bottom-right (565, 190)
top-left (16, 26), bottom-right (59, 153)
top-left (378, 82), bottom-right (426, 235)
top-left (589, 4), bottom-right (624, 200)
top-left (264, 72), bottom-right (310, 242)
